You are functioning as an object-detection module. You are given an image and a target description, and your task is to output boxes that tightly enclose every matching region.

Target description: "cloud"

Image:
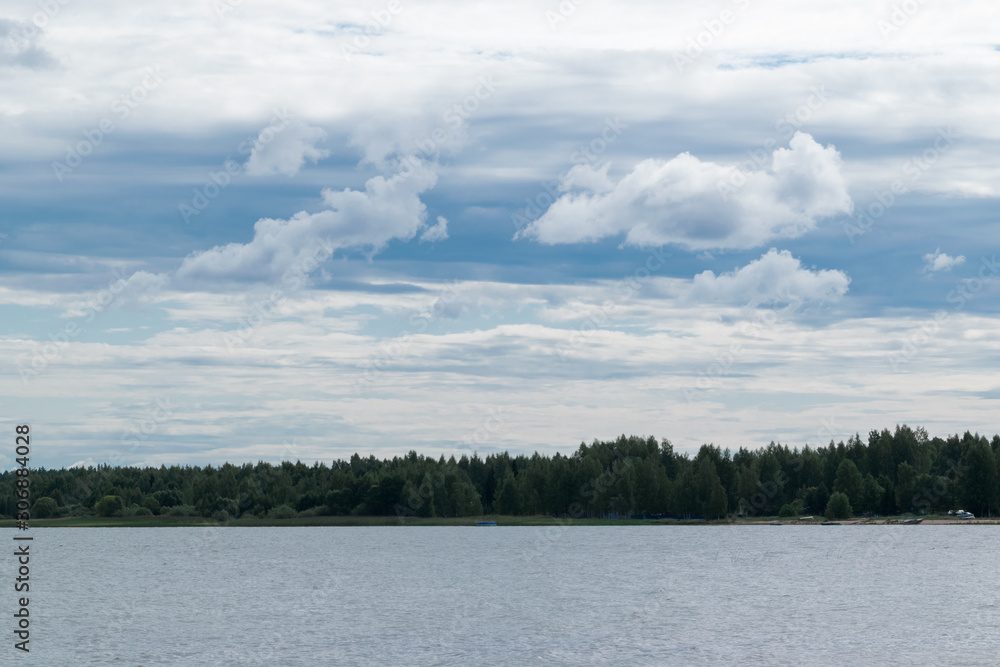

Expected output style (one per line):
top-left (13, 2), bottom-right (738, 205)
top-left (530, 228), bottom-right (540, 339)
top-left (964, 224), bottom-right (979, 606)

top-left (687, 249), bottom-right (850, 306)
top-left (559, 162), bottom-right (615, 193)
top-left (923, 248), bottom-right (966, 273)
top-left (244, 119), bottom-right (330, 177)
top-left (59, 270), bottom-right (169, 317)
top-left (0, 19), bottom-right (56, 69)
top-left (116, 270), bottom-right (170, 305)
top-left (176, 160), bottom-right (438, 284)
top-left (517, 132), bottom-right (852, 251)
top-left (348, 108), bottom-right (473, 172)
top-left (12, 284), bottom-right (1000, 467)
top-left (420, 216), bottom-right (449, 243)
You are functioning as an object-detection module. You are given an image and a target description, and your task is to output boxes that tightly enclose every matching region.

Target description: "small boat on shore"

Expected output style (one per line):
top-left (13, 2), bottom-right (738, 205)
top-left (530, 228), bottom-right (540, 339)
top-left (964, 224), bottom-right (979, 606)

top-left (769, 521), bottom-right (782, 525)
top-left (902, 518), bottom-right (923, 525)
top-left (475, 521), bottom-right (497, 526)
top-left (821, 522), bottom-right (841, 526)
top-left (956, 511), bottom-right (974, 519)
top-left (797, 516), bottom-right (815, 521)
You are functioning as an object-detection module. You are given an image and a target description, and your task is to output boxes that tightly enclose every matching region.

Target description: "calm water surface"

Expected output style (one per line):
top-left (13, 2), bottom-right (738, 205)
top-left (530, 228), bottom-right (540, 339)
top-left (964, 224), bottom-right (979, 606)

top-left (3, 526), bottom-right (998, 665)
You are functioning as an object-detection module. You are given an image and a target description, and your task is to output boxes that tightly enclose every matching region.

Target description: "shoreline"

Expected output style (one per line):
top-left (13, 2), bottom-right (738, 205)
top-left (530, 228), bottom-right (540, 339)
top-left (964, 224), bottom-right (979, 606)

top-left (750, 518), bottom-right (1000, 526)
top-left (2, 515), bottom-right (999, 528)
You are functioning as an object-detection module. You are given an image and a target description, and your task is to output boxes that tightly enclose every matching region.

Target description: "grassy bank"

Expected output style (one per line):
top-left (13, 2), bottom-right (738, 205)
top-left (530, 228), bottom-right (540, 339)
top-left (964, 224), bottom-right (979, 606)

top-left (0, 515), bottom-right (680, 528)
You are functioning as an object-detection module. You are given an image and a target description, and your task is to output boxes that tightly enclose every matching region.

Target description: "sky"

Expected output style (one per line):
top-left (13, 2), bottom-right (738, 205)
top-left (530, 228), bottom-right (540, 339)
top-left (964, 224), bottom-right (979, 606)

top-left (1, 0), bottom-right (999, 469)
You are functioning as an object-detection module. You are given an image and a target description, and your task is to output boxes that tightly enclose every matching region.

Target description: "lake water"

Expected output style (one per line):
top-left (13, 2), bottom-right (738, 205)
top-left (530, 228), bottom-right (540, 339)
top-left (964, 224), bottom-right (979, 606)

top-left (4, 526), bottom-right (998, 665)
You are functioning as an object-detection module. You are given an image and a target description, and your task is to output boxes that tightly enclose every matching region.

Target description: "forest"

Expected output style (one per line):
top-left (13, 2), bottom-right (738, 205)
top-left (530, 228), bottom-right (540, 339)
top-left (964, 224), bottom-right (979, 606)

top-left (3, 425), bottom-right (999, 521)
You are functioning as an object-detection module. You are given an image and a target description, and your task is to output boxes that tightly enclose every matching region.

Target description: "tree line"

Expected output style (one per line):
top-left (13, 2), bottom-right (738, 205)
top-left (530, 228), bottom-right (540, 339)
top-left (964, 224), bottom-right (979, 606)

top-left (3, 425), bottom-right (999, 521)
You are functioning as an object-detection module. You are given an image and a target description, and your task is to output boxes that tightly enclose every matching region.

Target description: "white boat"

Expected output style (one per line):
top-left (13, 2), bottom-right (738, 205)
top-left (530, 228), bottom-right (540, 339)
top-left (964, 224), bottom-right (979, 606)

top-left (956, 510), bottom-right (975, 519)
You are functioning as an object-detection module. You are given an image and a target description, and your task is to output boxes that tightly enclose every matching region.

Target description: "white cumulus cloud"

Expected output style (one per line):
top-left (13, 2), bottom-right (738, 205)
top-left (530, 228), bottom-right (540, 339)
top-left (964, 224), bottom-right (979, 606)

top-left (923, 248), bottom-right (965, 273)
top-left (687, 248), bottom-right (850, 306)
top-left (517, 132), bottom-right (852, 251)
top-left (244, 119), bottom-right (330, 177)
top-left (176, 160), bottom-right (438, 284)
top-left (420, 216), bottom-right (449, 243)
